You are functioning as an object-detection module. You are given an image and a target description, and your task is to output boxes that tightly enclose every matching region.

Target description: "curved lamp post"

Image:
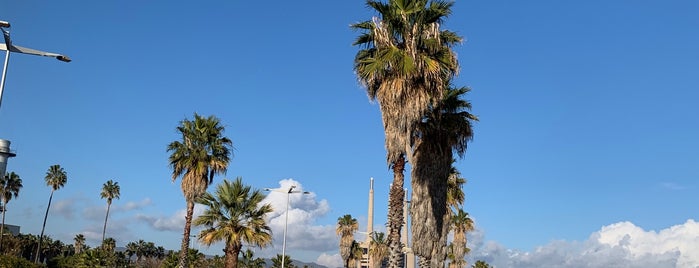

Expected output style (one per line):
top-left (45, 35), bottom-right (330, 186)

top-left (265, 185), bottom-right (310, 268)
top-left (0, 20), bottom-right (71, 111)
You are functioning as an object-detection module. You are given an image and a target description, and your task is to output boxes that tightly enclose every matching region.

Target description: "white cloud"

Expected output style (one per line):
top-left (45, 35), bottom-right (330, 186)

top-left (114, 198), bottom-right (153, 212)
top-left (316, 252), bottom-right (343, 268)
top-left (256, 179), bottom-right (338, 258)
top-left (468, 219), bottom-right (699, 268)
top-left (51, 198), bottom-right (79, 220)
top-left (136, 204), bottom-right (205, 232)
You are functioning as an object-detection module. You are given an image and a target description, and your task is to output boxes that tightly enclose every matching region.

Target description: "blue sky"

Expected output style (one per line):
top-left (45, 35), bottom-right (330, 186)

top-left (2, 1), bottom-right (698, 267)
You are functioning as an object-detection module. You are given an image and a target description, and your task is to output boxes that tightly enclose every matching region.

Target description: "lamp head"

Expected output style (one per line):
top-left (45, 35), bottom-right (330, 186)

top-left (0, 21), bottom-right (10, 28)
top-left (57, 55), bottom-right (71, 62)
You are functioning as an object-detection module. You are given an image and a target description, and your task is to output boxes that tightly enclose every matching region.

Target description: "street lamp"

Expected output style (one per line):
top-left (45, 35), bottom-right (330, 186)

top-left (0, 20), bottom-right (71, 182)
top-left (265, 185), bottom-right (310, 268)
top-left (0, 20), bottom-right (71, 111)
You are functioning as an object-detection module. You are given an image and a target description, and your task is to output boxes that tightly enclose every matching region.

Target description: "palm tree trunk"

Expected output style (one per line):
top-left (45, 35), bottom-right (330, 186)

top-left (0, 204), bottom-right (6, 253)
top-left (177, 200), bottom-right (194, 268)
top-left (386, 155), bottom-right (405, 268)
top-left (225, 243), bottom-right (241, 268)
top-left (35, 189), bottom-right (54, 264)
top-left (102, 200), bottom-right (111, 243)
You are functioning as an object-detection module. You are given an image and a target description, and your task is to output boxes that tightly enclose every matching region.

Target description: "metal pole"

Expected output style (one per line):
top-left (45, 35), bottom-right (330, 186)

top-left (282, 190), bottom-right (290, 268)
top-left (0, 49), bottom-right (10, 111)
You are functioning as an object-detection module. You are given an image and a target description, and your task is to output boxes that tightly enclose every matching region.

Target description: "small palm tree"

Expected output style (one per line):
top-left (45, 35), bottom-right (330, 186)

top-left (74, 234), bottom-right (85, 254)
top-left (336, 214), bottom-right (358, 267)
top-left (369, 232), bottom-right (388, 268)
top-left (451, 209), bottom-right (474, 268)
top-left (194, 178), bottom-right (272, 268)
top-left (472, 260), bottom-right (491, 268)
top-left (168, 113), bottom-right (233, 268)
top-left (348, 240), bottom-right (364, 268)
top-left (36, 164), bottom-right (68, 263)
top-left (102, 237), bottom-right (116, 252)
top-left (125, 241), bottom-right (137, 263)
top-left (271, 254), bottom-right (295, 268)
top-left (0, 171), bottom-right (22, 251)
top-left (100, 179), bottom-right (120, 244)
top-left (238, 248), bottom-right (265, 268)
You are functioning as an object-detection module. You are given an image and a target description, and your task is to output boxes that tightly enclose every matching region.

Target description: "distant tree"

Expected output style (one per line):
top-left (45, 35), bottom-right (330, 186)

top-left (36, 165), bottom-right (68, 263)
top-left (451, 209), bottom-right (474, 268)
top-left (100, 179), bottom-right (120, 244)
top-left (271, 254), bottom-right (296, 268)
top-left (472, 260), bottom-right (491, 268)
top-left (369, 232), bottom-right (388, 267)
top-left (73, 234), bottom-right (85, 255)
top-left (348, 240), bottom-right (364, 267)
top-left (336, 214), bottom-right (358, 267)
top-left (195, 178), bottom-right (272, 268)
top-left (168, 113), bottom-right (233, 268)
top-left (0, 171), bottom-right (22, 252)
top-left (125, 241), bottom-right (138, 263)
top-left (102, 237), bottom-right (116, 252)
top-left (238, 248), bottom-right (265, 268)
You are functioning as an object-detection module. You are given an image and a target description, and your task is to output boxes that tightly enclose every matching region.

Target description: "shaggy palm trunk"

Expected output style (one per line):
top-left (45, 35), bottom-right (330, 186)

top-left (453, 231), bottom-right (467, 268)
top-left (35, 189), bottom-right (54, 264)
top-left (411, 141), bottom-right (451, 267)
top-left (225, 243), bottom-right (241, 268)
top-left (177, 200), bottom-right (195, 268)
top-left (386, 155), bottom-right (406, 268)
top-left (102, 200), bottom-right (112, 244)
top-left (0, 204), bottom-right (6, 252)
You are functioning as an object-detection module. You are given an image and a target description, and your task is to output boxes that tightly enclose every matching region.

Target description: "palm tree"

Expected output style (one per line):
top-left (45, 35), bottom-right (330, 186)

top-left (446, 166), bottom-right (466, 211)
top-left (336, 214), bottom-right (358, 267)
top-left (194, 178), bottom-right (272, 268)
top-left (353, 1), bottom-right (461, 265)
top-left (451, 209), bottom-right (474, 268)
top-left (125, 241), bottom-right (137, 263)
top-left (168, 113), bottom-right (233, 268)
top-left (36, 164), bottom-right (68, 263)
top-left (74, 234), bottom-right (86, 255)
top-left (102, 237), bottom-right (116, 252)
top-left (369, 232), bottom-right (389, 268)
top-left (0, 171), bottom-right (22, 251)
top-left (472, 260), bottom-right (491, 268)
top-left (349, 240), bottom-right (364, 268)
top-left (410, 86), bottom-right (477, 266)
top-left (238, 248), bottom-right (265, 268)
top-left (271, 254), bottom-right (295, 268)
top-left (100, 179), bottom-right (120, 244)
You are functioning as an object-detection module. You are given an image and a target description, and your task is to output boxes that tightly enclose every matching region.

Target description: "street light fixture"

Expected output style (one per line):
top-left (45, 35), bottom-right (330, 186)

top-left (0, 20), bottom-right (71, 112)
top-left (264, 185), bottom-right (310, 268)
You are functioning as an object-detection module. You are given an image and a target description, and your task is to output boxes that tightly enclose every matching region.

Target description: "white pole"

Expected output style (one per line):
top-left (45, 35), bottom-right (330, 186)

top-left (282, 189), bottom-right (290, 268)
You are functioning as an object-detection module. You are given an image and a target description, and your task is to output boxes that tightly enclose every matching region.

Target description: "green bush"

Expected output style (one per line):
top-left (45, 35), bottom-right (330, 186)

top-left (0, 255), bottom-right (43, 268)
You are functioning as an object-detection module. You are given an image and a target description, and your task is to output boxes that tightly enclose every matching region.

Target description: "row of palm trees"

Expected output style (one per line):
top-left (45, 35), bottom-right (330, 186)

top-left (352, 0), bottom-right (479, 267)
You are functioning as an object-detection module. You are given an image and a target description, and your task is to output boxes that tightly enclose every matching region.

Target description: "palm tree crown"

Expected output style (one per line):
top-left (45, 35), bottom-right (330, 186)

top-left (0, 171), bottom-right (22, 252)
top-left (194, 177), bottom-right (272, 268)
top-left (36, 164), bottom-right (68, 263)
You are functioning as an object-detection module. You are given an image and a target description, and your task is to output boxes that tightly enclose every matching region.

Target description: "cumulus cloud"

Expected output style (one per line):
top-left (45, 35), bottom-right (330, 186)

top-left (316, 252), bottom-right (343, 268)
top-left (136, 204), bottom-right (205, 232)
top-left (468, 219), bottom-right (699, 268)
top-left (114, 198), bottom-right (153, 212)
top-left (259, 179), bottom-right (338, 256)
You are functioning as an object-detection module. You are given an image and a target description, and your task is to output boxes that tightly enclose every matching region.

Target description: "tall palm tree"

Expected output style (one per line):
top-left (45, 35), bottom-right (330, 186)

top-left (0, 171), bottom-right (22, 251)
top-left (168, 113), bottom-right (233, 268)
top-left (74, 234), bottom-right (85, 255)
top-left (100, 179), bottom-right (120, 244)
top-left (36, 164), bottom-right (68, 263)
top-left (194, 178), bottom-right (272, 268)
top-left (353, 1), bottom-right (461, 266)
top-left (336, 214), bottom-right (358, 267)
top-left (411, 86), bottom-right (477, 266)
top-left (369, 232), bottom-right (389, 268)
top-left (450, 209), bottom-right (474, 268)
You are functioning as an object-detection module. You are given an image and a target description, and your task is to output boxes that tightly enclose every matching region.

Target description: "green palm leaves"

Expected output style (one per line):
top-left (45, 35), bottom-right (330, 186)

top-left (336, 214), bottom-right (359, 268)
top-left (194, 178), bottom-right (272, 268)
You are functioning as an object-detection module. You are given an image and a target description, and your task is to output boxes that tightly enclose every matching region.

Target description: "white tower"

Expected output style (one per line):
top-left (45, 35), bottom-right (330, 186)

top-left (0, 139), bottom-right (16, 178)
